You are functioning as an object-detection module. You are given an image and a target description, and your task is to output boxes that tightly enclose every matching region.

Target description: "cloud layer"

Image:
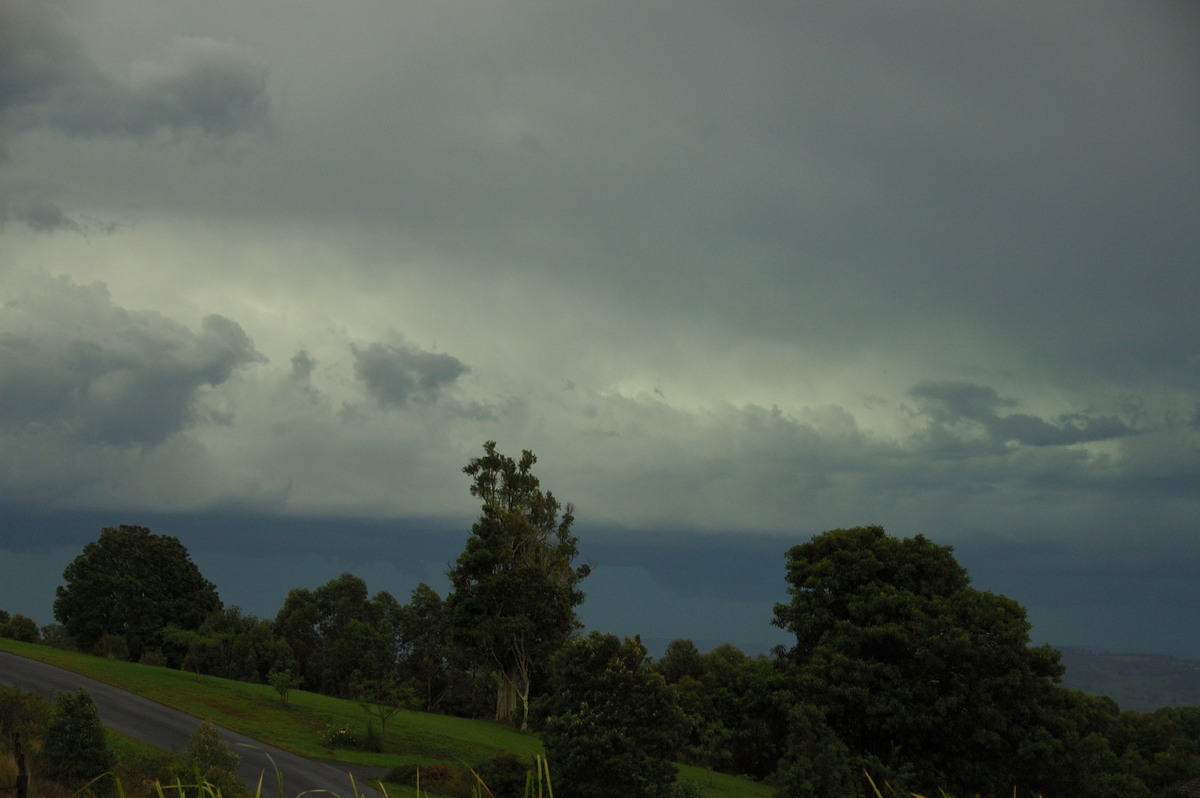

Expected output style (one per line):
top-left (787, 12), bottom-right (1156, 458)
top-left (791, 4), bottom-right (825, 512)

top-left (1, 0), bottom-right (1197, 656)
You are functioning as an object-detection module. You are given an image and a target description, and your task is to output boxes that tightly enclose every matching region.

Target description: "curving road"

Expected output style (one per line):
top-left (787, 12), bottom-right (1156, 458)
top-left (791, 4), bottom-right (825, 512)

top-left (0, 651), bottom-right (385, 796)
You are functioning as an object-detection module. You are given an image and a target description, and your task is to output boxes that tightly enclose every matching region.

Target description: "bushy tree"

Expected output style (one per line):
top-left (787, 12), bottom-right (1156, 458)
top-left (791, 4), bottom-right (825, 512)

top-left (772, 526), bottom-right (1065, 796)
top-left (182, 720), bottom-right (246, 797)
top-left (446, 441), bottom-right (589, 727)
top-left (539, 633), bottom-right (683, 798)
top-left (41, 689), bottom-right (115, 796)
top-left (54, 525), bottom-right (221, 660)
top-left (0, 612), bottom-right (40, 643)
top-left (273, 573), bottom-right (401, 697)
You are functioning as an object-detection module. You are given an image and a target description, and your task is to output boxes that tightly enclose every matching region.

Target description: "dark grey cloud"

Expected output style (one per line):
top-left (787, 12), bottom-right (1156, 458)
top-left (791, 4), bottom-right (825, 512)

top-left (0, 275), bottom-right (262, 445)
top-left (351, 341), bottom-right (468, 406)
top-left (0, 0), bottom-right (270, 143)
top-left (909, 380), bottom-right (1137, 450)
top-left (0, 185), bottom-right (81, 233)
top-left (289, 349), bottom-right (317, 381)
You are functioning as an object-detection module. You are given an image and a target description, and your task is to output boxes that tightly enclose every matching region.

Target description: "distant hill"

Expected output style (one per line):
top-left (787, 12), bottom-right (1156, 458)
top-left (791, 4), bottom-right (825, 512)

top-left (1058, 647), bottom-right (1200, 712)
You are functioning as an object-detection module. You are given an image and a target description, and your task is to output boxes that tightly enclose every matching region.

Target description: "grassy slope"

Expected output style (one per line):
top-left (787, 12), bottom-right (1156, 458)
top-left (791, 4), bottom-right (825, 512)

top-left (0, 638), bottom-right (772, 798)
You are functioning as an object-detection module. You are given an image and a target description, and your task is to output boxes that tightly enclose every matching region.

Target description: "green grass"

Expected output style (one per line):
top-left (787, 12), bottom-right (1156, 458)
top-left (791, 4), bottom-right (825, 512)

top-left (0, 638), bottom-right (538, 767)
top-left (0, 638), bottom-right (773, 798)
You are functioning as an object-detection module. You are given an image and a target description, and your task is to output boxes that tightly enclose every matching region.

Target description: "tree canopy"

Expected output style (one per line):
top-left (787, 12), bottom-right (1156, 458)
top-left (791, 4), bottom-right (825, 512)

top-left (273, 572), bottom-right (401, 697)
top-left (446, 441), bottom-right (589, 727)
top-left (772, 525), bottom-right (1066, 796)
top-left (53, 525), bottom-right (221, 660)
top-left (540, 633), bottom-right (683, 798)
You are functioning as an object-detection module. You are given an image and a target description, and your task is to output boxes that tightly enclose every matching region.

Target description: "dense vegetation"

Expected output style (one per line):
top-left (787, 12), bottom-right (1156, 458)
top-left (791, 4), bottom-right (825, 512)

top-left (4, 442), bottom-right (1200, 797)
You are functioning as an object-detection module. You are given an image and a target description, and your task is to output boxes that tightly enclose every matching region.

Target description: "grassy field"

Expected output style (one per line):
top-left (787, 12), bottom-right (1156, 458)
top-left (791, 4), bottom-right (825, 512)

top-left (0, 638), bottom-right (773, 798)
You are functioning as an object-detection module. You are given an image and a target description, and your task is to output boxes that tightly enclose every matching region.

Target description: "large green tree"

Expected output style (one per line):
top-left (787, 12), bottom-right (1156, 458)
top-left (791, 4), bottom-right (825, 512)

top-left (446, 441), bottom-right (589, 727)
top-left (772, 525), bottom-right (1065, 796)
top-left (54, 525), bottom-right (221, 660)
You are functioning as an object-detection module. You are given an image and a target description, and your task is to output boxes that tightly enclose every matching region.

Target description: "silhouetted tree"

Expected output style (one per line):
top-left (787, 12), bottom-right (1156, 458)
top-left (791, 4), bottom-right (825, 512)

top-left (446, 441), bottom-right (589, 727)
top-left (54, 525), bottom-right (220, 661)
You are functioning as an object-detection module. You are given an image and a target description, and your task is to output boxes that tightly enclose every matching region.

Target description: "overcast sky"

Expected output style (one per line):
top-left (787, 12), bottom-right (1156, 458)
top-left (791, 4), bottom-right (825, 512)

top-left (2, 0), bottom-right (1198, 659)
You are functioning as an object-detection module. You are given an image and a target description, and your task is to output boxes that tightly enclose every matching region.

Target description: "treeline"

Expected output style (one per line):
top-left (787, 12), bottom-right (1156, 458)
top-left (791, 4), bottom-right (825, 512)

top-left (6, 443), bottom-right (1200, 798)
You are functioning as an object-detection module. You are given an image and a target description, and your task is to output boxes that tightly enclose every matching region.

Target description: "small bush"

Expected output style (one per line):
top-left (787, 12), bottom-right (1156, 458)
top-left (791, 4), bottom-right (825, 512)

top-left (474, 753), bottom-right (530, 798)
top-left (319, 723), bottom-right (361, 749)
top-left (182, 721), bottom-right (246, 798)
top-left (384, 762), bottom-right (468, 796)
top-left (0, 685), bottom-right (50, 738)
top-left (138, 649), bottom-right (169, 667)
top-left (94, 634), bottom-right (129, 661)
top-left (110, 736), bottom-right (182, 797)
top-left (0, 614), bottom-right (41, 643)
top-left (668, 782), bottom-right (704, 798)
top-left (40, 689), bottom-right (115, 797)
top-left (361, 721), bottom-right (383, 753)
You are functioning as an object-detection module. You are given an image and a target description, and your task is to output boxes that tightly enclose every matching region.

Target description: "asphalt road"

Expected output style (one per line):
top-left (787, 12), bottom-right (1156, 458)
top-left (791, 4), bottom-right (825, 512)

top-left (0, 651), bottom-right (385, 796)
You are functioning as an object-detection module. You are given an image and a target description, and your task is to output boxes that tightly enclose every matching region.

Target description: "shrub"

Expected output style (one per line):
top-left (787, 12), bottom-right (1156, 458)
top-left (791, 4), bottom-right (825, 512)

top-left (474, 753), bottom-right (530, 798)
top-left (40, 689), bottom-right (115, 797)
top-left (110, 735), bottom-right (182, 798)
top-left (94, 633), bottom-right (129, 661)
top-left (0, 685), bottom-right (50, 739)
top-left (384, 762), bottom-right (468, 796)
top-left (139, 649), bottom-right (169, 667)
top-left (182, 721), bottom-right (246, 798)
top-left (361, 721), bottom-right (384, 753)
top-left (0, 614), bottom-right (40, 643)
top-left (319, 723), bottom-right (360, 749)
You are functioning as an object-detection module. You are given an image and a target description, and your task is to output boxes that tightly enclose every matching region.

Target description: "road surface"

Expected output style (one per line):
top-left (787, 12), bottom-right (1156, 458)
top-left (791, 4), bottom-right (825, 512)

top-left (0, 651), bottom-right (386, 796)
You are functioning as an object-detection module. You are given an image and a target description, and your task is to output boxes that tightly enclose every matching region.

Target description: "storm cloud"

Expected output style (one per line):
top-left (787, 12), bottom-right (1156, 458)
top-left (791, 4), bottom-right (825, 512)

top-left (0, 0), bottom-right (270, 142)
top-left (352, 342), bottom-right (469, 407)
top-left (0, 0), bottom-right (1197, 658)
top-left (910, 381), bottom-right (1137, 450)
top-left (0, 273), bottom-right (261, 445)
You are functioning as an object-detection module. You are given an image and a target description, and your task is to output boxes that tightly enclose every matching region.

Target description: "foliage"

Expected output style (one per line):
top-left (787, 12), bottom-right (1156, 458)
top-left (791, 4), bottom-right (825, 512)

top-left (355, 676), bottom-right (413, 741)
top-left (447, 441), bottom-right (589, 727)
top-left (318, 722), bottom-right (361, 750)
top-left (166, 607), bottom-right (281, 684)
top-left (473, 752), bottom-right (533, 798)
top-left (0, 613), bottom-right (40, 644)
top-left (182, 721), bottom-right (246, 798)
top-left (397, 582), bottom-right (453, 713)
top-left (0, 684), bottom-right (51, 740)
top-left (140, 649), bottom-right (169, 667)
top-left (771, 525), bottom-right (1068, 797)
top-left (96, 632), bottom-right (131, 661)
top-left (657, 643), bottom-right (793, 779)
top-left (54, 525), bottom-right (221, 661)
top-left (540, 632), bottom-right (683, 798)
top-left (273, 573), bottom-right (401, 697)
top-left (267, 669), bottom-right (299, 707)
top-left (40, 688), bottom-right (116, 796)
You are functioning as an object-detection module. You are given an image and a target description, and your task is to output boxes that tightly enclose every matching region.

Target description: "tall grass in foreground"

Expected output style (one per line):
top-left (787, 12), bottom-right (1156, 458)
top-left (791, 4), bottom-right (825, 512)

top-left (86, 751), bottom-right (556, 798)
top-left (864, 769), bottom-right (1045, 798)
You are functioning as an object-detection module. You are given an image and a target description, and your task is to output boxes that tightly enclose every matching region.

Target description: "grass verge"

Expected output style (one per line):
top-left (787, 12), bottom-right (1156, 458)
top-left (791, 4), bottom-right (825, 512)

top-left (0, 638), bottom-right (773, 798)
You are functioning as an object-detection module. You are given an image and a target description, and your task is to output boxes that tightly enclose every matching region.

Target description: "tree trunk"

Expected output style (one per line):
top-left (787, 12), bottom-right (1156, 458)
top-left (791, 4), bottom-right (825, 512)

top-left (495, 666), bottom-right (518, 725)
